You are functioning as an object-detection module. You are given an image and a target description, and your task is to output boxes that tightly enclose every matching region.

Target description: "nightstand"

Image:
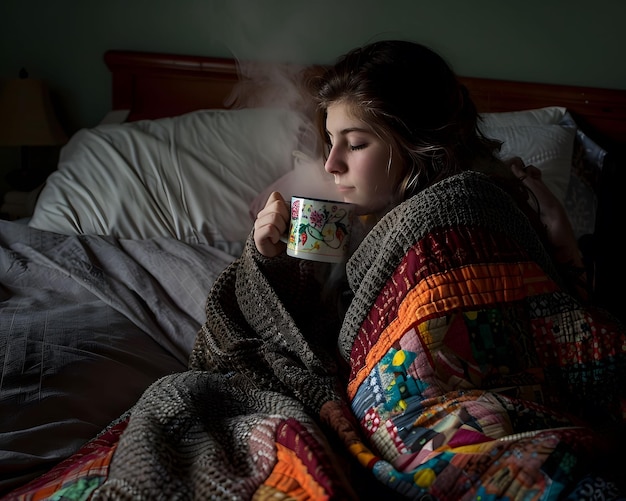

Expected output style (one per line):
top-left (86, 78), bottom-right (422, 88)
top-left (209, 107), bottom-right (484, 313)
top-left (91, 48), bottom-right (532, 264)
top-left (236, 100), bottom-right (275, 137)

top-left (0, 147), bottom-right (60, 219)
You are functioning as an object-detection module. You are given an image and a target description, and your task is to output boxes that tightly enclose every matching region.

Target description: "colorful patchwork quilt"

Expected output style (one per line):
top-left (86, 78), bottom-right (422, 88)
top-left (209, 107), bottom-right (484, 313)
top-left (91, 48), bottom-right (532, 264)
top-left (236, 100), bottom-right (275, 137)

top-left (6, 172), bottom-right (625, 500)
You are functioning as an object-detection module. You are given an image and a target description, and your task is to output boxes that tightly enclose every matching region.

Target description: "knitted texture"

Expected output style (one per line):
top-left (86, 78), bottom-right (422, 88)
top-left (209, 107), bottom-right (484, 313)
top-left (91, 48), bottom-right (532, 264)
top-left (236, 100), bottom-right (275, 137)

top-left (87, 171), bottom-right (625, 500)
top-left (339, 171), bottom-right (557, 359)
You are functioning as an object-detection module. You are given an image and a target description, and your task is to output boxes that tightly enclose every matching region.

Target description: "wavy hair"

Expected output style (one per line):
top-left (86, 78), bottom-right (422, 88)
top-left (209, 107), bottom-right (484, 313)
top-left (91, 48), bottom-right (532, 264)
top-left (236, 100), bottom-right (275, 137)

top-left (311, 40), bottom-right (504, 200)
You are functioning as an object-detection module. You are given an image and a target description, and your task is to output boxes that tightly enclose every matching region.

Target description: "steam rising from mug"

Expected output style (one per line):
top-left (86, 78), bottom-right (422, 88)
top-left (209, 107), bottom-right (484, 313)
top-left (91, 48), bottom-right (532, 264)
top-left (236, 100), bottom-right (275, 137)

top-left (211, 0), bottom-right (393, 205)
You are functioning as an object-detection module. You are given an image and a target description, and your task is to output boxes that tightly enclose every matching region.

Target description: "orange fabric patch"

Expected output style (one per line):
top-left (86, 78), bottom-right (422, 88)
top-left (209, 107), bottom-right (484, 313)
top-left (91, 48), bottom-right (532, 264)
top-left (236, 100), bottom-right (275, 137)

top-left (261, 442), bottom-right (329, 501)
top-left (347, 261), bottom-right (557, 398)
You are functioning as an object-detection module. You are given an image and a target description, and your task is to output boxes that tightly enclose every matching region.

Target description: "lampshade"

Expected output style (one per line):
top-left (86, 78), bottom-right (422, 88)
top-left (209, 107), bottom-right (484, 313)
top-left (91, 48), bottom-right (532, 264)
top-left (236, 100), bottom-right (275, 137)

top-left (0, 74), bottom-right (68, 146)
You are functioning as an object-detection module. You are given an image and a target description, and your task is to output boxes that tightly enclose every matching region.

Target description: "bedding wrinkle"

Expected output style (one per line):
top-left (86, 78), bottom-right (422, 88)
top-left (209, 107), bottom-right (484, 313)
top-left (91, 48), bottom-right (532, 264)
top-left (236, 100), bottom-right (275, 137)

top-left (167, 129), bottom-right (190, 242)
top-left (0, 301), bottom-right (20, 395)
top-left (87, 128), bottom-right (178, 238)
top-left (0, 218), bottom-right (232, 493)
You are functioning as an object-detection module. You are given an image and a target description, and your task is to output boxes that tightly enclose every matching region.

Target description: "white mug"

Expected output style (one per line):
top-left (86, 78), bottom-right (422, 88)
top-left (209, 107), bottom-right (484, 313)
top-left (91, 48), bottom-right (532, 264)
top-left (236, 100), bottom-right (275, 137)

top-left (284, 196), bottom-right (354, 263)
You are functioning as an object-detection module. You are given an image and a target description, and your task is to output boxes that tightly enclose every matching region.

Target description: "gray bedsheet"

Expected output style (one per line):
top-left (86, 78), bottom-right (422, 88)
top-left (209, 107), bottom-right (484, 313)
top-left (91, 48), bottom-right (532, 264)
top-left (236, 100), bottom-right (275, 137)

top-left (0, 219), bottom-right (234, 493)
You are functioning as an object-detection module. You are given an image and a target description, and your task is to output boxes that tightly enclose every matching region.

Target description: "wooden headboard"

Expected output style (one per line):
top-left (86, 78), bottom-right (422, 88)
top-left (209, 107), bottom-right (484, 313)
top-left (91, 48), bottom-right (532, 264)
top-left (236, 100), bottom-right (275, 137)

top-left (104, 49), bottom-right (626, 150)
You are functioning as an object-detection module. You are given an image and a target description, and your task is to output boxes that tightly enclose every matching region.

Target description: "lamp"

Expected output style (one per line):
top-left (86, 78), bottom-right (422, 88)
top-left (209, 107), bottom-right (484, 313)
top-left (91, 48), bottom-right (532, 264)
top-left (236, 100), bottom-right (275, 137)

top-left (0, 69), bottom-right (68, 191)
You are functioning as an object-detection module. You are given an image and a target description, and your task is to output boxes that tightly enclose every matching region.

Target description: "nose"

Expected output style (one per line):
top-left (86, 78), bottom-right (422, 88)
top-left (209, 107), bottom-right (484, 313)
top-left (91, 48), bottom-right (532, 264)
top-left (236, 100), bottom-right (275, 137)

top-left (324, 146), bottom-right (346, 175)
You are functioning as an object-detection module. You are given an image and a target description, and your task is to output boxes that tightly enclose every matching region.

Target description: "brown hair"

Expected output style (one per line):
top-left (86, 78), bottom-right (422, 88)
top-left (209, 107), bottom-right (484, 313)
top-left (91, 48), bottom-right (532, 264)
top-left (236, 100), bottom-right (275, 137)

top-left (312, 41), bottom-right (576, 295)
top-left (311, 40), bottom-right (503, 200)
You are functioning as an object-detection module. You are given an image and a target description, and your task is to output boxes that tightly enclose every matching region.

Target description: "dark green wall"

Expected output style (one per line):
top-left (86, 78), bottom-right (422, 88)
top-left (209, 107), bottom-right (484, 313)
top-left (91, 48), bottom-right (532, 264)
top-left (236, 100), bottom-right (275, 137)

top-left (2, 0), bottom-right (625, 136)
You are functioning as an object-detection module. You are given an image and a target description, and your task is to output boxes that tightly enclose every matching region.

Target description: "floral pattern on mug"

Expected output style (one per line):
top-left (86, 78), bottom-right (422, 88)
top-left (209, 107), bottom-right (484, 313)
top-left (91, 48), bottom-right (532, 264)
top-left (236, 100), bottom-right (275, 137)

top-left (291, 200), bottom-right (301, 220)
top-left (292, 202), bottom-right (350, 250)
top-left (286, 196), bottom-right (354, 263)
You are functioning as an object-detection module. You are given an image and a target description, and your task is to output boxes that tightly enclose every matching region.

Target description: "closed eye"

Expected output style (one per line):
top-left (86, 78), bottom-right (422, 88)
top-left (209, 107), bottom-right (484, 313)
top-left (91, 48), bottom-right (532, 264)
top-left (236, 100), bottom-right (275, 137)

top-left (350, 143), bottom-right (367, 151)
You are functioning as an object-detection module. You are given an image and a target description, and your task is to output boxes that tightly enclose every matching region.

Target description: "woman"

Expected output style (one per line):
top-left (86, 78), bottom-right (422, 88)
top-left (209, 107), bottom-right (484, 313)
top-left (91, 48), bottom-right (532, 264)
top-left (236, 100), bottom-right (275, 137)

top-left (84, 41), bottom-right (625, 500)
top-left (249, 40), bottom-right (624, 498)
top-left (255, 41), bottom-right (508, 252)
top-left (254, 41), bottom-right (585, 296)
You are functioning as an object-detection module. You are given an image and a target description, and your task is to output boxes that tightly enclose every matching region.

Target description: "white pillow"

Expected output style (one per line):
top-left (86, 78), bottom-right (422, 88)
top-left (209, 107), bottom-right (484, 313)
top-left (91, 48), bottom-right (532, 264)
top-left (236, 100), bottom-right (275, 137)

top-left (481, 106), bottom-right (567, 126)
top-left (479, 106), bottom-right (576, 202)
top-left (29, 108), bottom-right (306, 245)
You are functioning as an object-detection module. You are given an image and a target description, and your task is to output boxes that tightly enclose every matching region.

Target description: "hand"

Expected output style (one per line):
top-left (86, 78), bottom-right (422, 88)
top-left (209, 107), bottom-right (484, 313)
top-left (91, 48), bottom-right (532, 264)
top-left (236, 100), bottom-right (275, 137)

top-left (508, 158), bottom-right (581, 267)
top-left (253, 191), bottom-right (290, 257)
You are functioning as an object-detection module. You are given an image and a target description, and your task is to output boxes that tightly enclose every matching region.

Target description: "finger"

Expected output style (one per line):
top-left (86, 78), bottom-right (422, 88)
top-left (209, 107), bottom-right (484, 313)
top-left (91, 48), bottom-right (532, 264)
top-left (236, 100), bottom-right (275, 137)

top-left (255, 208), bottom-right (289, 237)
top-left (507, 158), bottom-right (527, 179)
top-left (266, 191), bottom-right (286, 207)
top-left (258, 196), bottom-right (289, 218)
top-left (256, 223), bottom-right (283, 244)
top-left (259, 220), bottom-right (288, 242)
top-left (524, 164), bottom-right (542, 179)
top-left (256, 203), bottom-right (289, 228)
top-left (506, 156), bottom-right (526, 170)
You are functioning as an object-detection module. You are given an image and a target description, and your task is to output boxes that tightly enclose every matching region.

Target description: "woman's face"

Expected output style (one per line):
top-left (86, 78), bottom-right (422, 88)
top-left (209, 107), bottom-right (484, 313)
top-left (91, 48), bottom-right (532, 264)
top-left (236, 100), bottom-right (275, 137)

top-left (324, 102), bottom-right (404, 216)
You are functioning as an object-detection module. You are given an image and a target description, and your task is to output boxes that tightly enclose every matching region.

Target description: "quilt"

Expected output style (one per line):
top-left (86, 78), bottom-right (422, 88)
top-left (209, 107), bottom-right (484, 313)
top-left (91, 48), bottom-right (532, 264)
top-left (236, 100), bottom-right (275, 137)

top-left (6, 172), bottom-right (625, 500)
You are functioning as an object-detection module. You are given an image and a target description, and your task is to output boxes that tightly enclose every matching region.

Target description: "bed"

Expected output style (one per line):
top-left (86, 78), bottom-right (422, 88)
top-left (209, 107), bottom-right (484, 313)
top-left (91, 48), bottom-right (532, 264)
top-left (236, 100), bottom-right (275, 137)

top-left (1, 49), bottom-right (625, 499)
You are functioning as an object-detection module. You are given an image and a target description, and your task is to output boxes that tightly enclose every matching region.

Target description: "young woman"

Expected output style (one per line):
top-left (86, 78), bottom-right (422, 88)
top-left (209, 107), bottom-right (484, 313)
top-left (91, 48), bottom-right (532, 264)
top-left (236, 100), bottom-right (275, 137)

top-left (254, 40), bottom-right (587, 302)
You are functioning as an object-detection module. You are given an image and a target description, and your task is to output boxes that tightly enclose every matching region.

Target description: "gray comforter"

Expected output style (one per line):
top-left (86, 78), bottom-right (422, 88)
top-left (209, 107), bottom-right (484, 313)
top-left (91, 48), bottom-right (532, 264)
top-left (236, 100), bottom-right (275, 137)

top-left (0, 219), bottom-right (234, 493)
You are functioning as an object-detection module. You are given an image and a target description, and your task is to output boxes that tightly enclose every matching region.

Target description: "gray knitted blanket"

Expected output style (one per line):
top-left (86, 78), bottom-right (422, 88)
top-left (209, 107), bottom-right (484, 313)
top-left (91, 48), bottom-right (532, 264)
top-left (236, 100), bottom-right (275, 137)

top-left (15, 171), bottom-right (624, 500)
